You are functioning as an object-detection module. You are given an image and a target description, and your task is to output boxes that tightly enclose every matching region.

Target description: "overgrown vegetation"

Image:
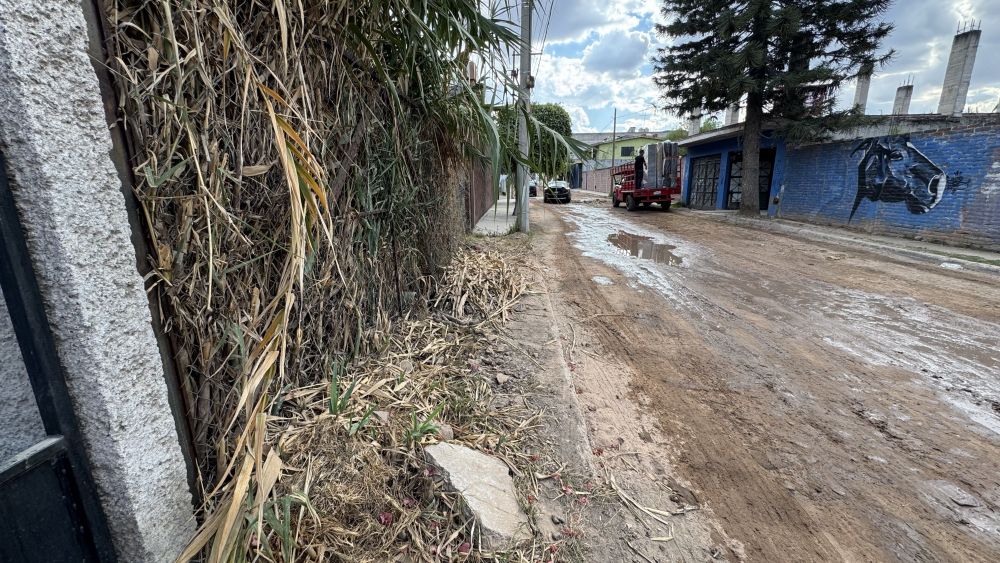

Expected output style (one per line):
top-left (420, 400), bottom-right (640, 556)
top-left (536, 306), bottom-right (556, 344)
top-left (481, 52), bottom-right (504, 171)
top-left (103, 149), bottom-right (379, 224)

top-left (103, 0), bottom-right (545, 559)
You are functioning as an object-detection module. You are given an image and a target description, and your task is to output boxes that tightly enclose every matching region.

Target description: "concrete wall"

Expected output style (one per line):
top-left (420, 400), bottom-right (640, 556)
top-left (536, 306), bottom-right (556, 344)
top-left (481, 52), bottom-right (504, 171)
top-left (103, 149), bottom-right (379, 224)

top-left (779, 122), bottom-right (1000, 250)
top-left (0, 286), bottom-right (46, 461)
top-left (0, 0), bottom-right (194, 560)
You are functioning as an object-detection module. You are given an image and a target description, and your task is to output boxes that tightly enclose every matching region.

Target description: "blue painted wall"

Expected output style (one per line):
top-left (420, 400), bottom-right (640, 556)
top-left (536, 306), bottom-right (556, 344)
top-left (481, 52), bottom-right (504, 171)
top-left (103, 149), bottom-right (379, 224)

top-left (682, 133), bottom-right (786, 212)
top-left (779, 124), bottom-right (1000, 249)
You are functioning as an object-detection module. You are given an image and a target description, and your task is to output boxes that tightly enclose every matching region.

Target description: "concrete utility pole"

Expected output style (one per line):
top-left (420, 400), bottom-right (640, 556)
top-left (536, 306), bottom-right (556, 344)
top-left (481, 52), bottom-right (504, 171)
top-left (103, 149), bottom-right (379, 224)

top-left (609, 107), bottom-right (617, 195)
top-left (516, 0), bottom-right (532, 232)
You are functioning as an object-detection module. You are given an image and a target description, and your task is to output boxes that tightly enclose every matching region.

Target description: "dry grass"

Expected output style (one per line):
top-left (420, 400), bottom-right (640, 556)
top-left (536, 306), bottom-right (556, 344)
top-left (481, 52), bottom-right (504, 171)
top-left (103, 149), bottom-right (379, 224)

top-left (178, 242), bottom-right (539, 562)
top-left (99, 0), bottom-right (539, 560)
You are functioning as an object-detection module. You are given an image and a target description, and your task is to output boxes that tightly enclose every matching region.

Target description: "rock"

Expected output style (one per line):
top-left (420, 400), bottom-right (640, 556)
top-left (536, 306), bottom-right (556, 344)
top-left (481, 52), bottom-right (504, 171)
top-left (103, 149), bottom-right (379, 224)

top-left (425, 443), bottom-right (531, 549)
top-left (551, 514), bottom-right (564, 525)
top-left (495, 373), bottom-right (510, 385)
top-left (436, 422), bottom-right (455, 441)
top-left (374, 410), bottom-right (390, 423)
top-left (399, 359), bottom-right (415, 374)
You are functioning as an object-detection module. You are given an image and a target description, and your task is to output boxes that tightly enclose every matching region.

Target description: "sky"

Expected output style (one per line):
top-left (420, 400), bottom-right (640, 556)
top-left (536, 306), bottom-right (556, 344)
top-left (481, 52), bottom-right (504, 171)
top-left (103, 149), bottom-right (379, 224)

top-left (489, 0), bottom-right (1000, 134)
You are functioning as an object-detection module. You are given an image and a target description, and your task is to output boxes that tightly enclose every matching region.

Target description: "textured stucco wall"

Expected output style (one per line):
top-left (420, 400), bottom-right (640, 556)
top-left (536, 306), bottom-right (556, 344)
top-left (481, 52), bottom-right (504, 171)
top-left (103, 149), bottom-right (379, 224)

top-left (0, 286), bottom-right (46, 461)
top-left (779, 123), bottom-right (1000, 250)
top-left (0, 0), bottom-right (194, 560)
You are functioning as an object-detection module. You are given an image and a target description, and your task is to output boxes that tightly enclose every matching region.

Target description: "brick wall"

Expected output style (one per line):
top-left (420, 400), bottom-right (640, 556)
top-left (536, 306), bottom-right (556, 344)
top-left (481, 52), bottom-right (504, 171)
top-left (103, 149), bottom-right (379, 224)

top-left (779, 123), bottom-right (1000, 250)
top-left (582, 167), bottom-right (614, 193)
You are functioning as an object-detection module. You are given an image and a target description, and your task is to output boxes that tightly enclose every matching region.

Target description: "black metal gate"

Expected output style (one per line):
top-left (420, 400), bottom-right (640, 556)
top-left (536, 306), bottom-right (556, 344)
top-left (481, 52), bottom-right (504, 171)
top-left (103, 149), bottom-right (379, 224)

top-left (688, 156), bottom-right (721, 209)
top-left (725, 149), bottom-right (775, 210)
top-left (0, 151), bottom-right (117, 562)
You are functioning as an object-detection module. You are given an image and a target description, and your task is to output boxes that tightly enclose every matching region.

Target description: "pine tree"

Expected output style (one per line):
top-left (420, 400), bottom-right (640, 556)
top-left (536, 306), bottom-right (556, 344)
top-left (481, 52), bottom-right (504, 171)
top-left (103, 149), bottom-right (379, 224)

top-left (653, 1), bottom-right (894, 215)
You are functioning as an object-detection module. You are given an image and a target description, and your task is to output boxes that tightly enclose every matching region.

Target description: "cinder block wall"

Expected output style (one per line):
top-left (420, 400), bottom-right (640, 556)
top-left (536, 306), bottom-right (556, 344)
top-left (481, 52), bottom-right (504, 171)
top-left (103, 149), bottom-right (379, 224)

top-left (779, 123), bottom-right (1000, 250)
top-left (582, 168), bottom-right (613, 193)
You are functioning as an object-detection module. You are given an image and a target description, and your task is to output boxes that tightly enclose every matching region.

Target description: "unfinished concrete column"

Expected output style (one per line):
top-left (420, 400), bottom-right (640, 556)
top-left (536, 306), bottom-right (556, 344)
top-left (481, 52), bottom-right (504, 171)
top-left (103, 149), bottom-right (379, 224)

top-left (686, 111), bottom-right (702, 136)
top-left (937, 28), bottom-right (981, 116)
top-left (0, 0), bottom-right (194, 561)
top-left (724, 103), bottom-right (740, 125)
top-left (893, 85), bottom-right (914, 115)
top-left (853, 65), bottom-right (873, 113)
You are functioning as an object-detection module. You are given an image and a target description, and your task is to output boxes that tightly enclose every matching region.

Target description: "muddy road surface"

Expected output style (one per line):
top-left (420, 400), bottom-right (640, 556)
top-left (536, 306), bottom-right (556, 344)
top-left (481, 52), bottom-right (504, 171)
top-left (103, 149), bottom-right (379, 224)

top-left (532, 200), bottom-right (1000, 562)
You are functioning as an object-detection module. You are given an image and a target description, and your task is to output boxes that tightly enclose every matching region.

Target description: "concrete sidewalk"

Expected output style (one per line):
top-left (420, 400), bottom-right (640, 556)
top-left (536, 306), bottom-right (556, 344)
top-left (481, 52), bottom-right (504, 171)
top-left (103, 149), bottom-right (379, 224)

top-left (681, 208), bottom-right (1000, 274)
top-left (473, 197), bottom-right (518, 235)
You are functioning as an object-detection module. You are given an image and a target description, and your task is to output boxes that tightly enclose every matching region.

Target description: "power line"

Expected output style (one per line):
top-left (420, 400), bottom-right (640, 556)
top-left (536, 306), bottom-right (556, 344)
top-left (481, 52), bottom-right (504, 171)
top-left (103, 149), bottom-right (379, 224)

top-left (532, 0), bottom-right (555, 79)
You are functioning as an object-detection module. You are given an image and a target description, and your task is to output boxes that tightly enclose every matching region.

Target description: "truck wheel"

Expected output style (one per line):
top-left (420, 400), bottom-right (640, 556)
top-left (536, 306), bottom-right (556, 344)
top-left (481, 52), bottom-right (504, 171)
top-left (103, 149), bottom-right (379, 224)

top-left (612, 195), bottom-right (621, 208)
top-left (659, 201), bottom-right (671, 211)
top-left (626, 194), bottom-right (637, 211)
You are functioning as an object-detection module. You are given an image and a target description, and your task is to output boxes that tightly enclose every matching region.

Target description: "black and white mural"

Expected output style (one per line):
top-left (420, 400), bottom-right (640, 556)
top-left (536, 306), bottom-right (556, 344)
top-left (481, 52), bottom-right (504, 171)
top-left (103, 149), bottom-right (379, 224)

top-left (849, 135), bottom-right (964, 222)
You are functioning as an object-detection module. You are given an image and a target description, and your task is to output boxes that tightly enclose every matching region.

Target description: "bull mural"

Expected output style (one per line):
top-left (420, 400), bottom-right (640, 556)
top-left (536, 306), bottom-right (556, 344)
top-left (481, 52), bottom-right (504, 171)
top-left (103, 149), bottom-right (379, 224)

top-left (849, 135), bottom-right (948, 222)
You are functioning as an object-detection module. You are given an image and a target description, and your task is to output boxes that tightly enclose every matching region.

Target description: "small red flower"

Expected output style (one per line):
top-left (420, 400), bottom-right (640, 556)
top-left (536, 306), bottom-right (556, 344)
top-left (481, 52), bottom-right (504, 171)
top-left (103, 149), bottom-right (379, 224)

top-left (378, 511), bottom-right (394, 526)
top-left (458, 542), bottom-right (471, 554)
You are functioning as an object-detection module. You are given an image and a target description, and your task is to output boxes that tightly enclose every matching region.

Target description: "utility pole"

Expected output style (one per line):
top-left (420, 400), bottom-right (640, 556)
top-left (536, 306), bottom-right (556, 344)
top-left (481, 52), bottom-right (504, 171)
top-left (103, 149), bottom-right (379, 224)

top-left (609, 107), bottom-right (616, 195)
top-left (516, 0), bottom-right (532, 232)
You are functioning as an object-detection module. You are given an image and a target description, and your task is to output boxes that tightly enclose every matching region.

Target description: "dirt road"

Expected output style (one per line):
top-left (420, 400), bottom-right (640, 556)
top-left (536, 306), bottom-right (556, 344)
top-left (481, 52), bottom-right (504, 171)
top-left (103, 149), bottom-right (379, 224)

top-left (531, 199), bottom-right (1000, 561)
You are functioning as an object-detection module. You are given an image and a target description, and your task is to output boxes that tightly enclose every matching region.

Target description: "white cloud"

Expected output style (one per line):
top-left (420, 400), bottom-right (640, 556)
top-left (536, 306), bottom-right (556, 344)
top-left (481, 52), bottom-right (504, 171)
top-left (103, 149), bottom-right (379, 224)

top-left (539, 1), bottom-right (639, 44)
top-left (582, 31), bottom-right (651, 78)
top-left (563, 105), bottom-right (593, 132)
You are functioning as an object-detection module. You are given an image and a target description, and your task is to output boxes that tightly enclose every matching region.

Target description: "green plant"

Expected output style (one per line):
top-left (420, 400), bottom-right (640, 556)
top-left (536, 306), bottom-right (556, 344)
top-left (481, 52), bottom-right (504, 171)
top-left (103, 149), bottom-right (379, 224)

top-left (328, 361), bottom-right (358, 417)
top-left (348, 406), bottom-right (376, 436)
top-left (407, 402), bottom-right (445, 446)
top-left (257, 493), bottom-right (317, 562)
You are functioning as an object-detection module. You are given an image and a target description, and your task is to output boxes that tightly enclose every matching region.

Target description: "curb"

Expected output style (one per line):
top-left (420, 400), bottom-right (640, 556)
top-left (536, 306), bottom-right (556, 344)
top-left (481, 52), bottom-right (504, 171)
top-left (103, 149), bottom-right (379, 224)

top-left (676, 209), bottom-right (1000, 276)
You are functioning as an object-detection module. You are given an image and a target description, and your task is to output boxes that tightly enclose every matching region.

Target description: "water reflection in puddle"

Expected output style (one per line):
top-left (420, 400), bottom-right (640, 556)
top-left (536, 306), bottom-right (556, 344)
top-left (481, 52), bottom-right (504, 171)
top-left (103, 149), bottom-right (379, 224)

top-left (607, 231), bottom-right (683, 266)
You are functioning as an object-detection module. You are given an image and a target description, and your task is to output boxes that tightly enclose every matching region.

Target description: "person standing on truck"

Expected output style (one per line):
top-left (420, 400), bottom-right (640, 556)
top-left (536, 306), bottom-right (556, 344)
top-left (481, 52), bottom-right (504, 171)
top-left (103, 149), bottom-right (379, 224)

top-left (634, 148), bottom-right (646, 188)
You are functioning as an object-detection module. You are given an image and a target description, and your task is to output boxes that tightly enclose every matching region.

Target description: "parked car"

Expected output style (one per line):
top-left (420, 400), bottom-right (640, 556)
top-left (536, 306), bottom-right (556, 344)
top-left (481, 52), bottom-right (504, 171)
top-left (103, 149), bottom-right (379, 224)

top-left (529, 180), bottom-right (537, 197)
top-left (544, 180), bottom-right (571, 204)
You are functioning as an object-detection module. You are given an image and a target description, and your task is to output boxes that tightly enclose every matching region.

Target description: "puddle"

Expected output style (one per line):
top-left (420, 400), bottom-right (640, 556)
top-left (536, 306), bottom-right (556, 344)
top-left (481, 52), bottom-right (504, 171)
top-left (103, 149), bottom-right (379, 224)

top-left (591, 276), bottom-right (614, 286)
top-left (560, 205), bottom-right (697, 304)
top-left (607, 231), bottom-right (683, 266)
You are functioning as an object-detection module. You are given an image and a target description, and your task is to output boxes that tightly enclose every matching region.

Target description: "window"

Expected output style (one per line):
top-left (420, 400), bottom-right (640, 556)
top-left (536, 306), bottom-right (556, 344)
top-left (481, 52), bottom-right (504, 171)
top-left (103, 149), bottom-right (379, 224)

top-left (620, 146), bottom-right (634, 157)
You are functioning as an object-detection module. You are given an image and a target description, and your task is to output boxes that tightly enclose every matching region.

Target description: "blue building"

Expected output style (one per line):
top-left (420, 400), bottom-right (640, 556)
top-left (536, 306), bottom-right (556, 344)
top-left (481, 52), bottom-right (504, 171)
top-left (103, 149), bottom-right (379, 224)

top-left (678, 114), bottom-right (1000, 250)
top-left (678, 123), bottom-right (786, 215)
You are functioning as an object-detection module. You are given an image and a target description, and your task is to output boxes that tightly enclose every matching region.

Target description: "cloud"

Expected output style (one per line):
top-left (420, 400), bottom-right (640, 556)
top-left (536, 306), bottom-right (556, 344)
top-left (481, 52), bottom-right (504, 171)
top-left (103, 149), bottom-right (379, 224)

top-left (563, 105), bottom-right (592, 132)
top-left (582, 31), bottom-right (651, 78)
top-left (534, 0), bottom-right (641, 43)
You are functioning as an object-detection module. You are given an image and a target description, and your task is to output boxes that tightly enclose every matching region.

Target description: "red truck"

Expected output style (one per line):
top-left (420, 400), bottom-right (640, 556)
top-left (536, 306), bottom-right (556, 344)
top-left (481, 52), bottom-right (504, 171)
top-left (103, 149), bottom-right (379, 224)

top-left (611, 142), bottom-right (682, 211)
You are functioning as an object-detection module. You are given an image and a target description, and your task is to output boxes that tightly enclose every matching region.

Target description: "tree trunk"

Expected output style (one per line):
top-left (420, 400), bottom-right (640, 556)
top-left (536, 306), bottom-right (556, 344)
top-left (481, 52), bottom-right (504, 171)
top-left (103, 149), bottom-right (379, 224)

top-left (740, 95), bottom-right (762, 216)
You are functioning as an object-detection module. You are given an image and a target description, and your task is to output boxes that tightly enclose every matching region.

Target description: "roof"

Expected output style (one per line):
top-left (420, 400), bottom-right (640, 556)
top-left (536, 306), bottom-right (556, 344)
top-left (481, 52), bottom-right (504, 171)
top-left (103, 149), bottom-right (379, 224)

top-left (677, 123), bottom-right (750, 147)
top-left (572, 131), bottom-right (668, 147)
